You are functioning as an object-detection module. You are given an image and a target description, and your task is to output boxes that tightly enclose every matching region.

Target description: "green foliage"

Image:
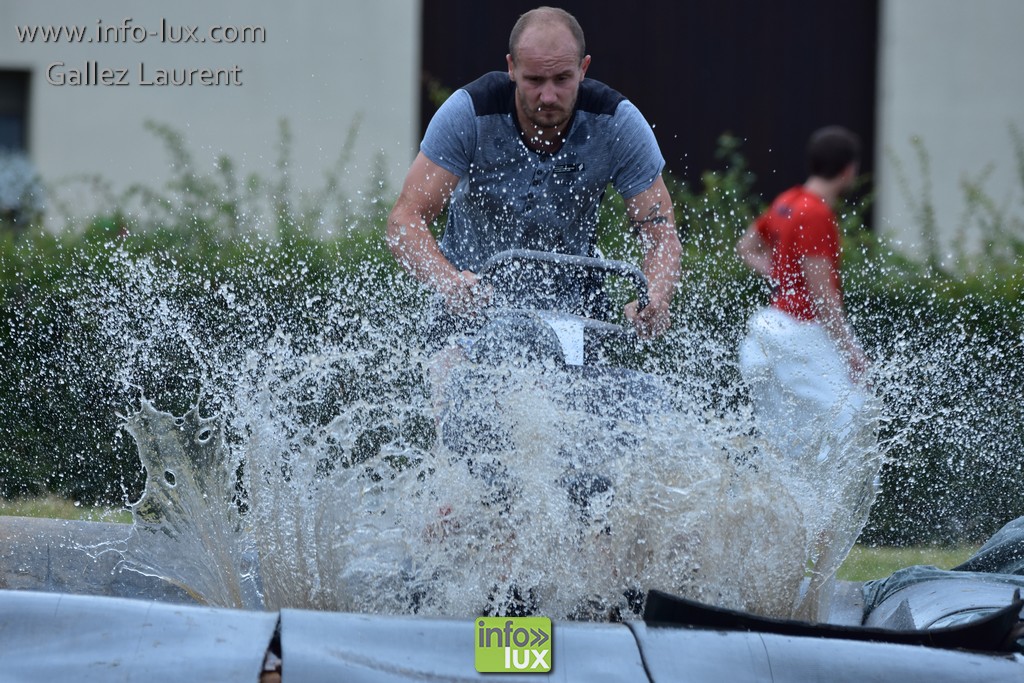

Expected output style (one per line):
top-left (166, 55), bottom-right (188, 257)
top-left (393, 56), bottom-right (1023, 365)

top-left (651, 133), bottom-right (1024, 545)
top-left (0, 120), bottom-right (401, 503)
top-left (1, 124), bottom-right (1022, 549)
top-left (670, 132), bottom-right (764, 252)
top-left (423, 74), bottom-right (454, 110)
top-left (885, 125), bottom-right (1024, 279)
top-left (833, 131), bottom-right (1023, 545)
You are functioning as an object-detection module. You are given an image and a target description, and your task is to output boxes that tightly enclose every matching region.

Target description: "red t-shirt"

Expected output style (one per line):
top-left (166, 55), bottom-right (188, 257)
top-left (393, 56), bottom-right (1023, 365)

top-left (754, 186), bottom-right (842, 321)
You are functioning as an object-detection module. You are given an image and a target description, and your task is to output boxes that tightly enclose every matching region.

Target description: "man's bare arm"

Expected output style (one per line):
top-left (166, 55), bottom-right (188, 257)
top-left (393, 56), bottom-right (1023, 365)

top-left (803, 255), bottom-right (868, 382)
top-left (386, 153), bottom-right (481, 312)
top-left (623, 175), bottom-right (682, 337)
top-left (736, 223), bottom-right (773, 279)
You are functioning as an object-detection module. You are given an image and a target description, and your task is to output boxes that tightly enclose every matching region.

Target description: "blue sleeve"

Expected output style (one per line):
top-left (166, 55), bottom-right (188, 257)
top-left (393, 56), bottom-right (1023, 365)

top-left (609, 100), bottom-right (666, 200)
top-left (419, 89), bottom-right (477, 178)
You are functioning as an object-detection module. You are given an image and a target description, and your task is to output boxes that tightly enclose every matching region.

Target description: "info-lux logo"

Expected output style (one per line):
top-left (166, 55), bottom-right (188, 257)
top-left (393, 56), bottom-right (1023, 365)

top-left (475, 616), bottom-right (552, 673)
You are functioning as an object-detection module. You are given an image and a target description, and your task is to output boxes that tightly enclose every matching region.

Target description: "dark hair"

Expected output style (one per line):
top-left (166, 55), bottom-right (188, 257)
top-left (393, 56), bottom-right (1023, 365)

top-left (807, 126), bottom-right (861, 179)
top-left (509, 7), bottom-right (586, 63)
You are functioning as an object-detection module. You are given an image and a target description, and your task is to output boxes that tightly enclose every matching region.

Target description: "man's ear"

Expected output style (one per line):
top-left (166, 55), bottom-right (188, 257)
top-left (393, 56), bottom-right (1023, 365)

top-left (579, 54), bottom-right (591, 79)
top-left (839, 162), bottom-right (859, 192)
top-left (506, 53), bottom-right (515, 81)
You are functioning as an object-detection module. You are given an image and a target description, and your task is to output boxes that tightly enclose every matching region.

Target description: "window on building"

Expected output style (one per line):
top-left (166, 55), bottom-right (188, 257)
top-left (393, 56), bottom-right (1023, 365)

top-left (0, 70), bottom-right (30, 152)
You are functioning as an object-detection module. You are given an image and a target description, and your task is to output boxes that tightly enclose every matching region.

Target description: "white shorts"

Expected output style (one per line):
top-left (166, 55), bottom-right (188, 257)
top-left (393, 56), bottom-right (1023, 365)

top-left (738, 307), bottom-right (869, 463)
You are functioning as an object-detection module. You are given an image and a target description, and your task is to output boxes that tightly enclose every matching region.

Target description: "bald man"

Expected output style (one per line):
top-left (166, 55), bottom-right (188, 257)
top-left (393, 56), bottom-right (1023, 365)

top-left (387, 6), bottom-right (681, 342)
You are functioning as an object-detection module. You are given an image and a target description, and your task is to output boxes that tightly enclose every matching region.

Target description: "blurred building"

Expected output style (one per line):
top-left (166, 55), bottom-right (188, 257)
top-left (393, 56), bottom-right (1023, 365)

top-left (1, 0), bottom-right (1022, 262)
top-left (874, 0), bottom-right (1024, 263)
top-left (0, 0), bottom-right (421, 230)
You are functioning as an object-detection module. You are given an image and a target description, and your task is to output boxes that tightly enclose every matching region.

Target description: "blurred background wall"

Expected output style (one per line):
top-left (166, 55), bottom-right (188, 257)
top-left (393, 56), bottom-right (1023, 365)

top-left (0, 0), bottom-right (422, 228)
top-left (2, 0), bottom-right (1023, 261)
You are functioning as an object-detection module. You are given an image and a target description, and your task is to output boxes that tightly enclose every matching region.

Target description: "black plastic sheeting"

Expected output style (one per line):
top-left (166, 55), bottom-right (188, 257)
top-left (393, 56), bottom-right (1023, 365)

top-left (954, 516), bottom-right (1024, 576)
top-left (644, 588), bottom-right (1023, 653)
top-left (863, 515), bottom-right (1024, 609)
top-left (860, 515), bottom-right (1024, 640)
top-left (642, 516), bottom-right (1024, 654)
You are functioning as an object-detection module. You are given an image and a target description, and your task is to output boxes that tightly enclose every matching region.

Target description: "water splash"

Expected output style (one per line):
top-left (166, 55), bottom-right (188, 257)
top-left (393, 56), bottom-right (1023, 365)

top-left (49, 242), bottom-right (888, 621)
top-left (115, 402), bottom-right (261, 609)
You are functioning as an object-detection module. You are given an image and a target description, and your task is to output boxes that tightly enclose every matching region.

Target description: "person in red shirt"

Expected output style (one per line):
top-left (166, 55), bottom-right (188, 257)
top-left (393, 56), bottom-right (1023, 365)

top-left (736, 126), bottom-right (870, 463)
top-left (737, 127), bottom-right (879, 621)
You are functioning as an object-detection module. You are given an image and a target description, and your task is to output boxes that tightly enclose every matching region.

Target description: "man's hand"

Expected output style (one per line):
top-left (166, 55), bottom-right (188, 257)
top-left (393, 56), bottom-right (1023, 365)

top-left (736, 223), bottom-right (773, 279)
top-left (438, 269), bottom-right (490, 315)
top-left (842, 338), bottom-right (870, 385)
top-left (624, 295), bottom-right (671, 338)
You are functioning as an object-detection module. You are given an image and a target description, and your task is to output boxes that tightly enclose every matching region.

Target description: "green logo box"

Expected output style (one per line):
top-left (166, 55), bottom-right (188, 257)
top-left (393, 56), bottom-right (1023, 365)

top-left (475, 616), bottom-right (553, 673)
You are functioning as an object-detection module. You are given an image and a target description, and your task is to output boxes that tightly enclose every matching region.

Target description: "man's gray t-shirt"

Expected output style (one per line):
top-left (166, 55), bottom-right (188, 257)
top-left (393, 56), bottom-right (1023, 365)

top-left (420, 71), bottom-right (666, 273)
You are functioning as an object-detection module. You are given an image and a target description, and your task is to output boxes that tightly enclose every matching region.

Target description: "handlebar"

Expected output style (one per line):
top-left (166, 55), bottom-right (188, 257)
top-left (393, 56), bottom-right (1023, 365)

top-left (478, 249), bottom-right (649, 313)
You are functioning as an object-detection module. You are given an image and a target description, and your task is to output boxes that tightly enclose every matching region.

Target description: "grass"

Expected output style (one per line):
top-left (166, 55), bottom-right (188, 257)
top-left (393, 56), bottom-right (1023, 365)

top-left (1, 496), bottom-right (981, 582)
top-left (836, 543), bottom-right (979, 582)
top-left (0, 494), bottom-right (132, 523)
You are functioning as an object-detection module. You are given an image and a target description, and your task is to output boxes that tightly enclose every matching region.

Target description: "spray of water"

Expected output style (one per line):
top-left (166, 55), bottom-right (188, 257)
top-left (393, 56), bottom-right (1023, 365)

top-left (55, 237), bottom-right (892, 622)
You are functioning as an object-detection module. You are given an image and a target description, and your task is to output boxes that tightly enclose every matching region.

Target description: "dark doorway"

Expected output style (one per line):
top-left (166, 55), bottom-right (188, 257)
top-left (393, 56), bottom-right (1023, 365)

top-left (420, 1), bottom-right (878, 211)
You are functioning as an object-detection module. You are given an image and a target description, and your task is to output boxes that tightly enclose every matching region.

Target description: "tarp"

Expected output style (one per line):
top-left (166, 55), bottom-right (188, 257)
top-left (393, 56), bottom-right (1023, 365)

top-left (0, 590), bottom-right (278, 682)
top-left (0, 516), bottom-right (194, 603)
top-left (278, 609), bottom-right (647, 682)
top-left (3, 590), bottom-right (1021, 683)
top-left (863, 515), bottom-right (1024, 633)
top-left (4, 515), bottom-right (1024, 681)
top-left (629, 620), bottom-right (1024, 683)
